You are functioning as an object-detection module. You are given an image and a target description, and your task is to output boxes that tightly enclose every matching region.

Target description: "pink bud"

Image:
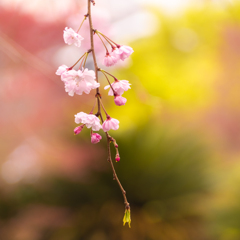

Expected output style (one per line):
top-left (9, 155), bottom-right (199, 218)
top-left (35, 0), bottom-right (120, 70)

top-left (91, 133), bottom-right (102, 144)
top-left (114, 95), bottom-right (127, 106)
top-left (74, 125), bottom-right (84, 135)
top-left (115, 154), bottom-right (120, 162)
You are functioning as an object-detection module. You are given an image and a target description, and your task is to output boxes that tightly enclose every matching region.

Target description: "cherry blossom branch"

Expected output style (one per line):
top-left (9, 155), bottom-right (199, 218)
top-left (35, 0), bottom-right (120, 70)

top-left (56, 0), bottom-right (133, 227)
top-left (88, 0), bottom-right (130, 217)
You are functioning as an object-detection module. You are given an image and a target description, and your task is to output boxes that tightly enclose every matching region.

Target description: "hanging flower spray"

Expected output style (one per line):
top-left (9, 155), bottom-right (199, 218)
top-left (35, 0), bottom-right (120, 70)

top-left (56, 0), bottom-right (133, 228)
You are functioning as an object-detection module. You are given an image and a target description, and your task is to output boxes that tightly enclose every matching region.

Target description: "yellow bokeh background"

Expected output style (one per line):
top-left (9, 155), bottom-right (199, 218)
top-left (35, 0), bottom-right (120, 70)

top-left (1, 1), bottom-right (240, 239)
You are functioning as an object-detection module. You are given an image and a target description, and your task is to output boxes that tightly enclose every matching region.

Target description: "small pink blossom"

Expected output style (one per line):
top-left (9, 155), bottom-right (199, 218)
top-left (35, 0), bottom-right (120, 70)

top-left (104, 80), bottom-right (131, 96)
top-left (114, 95), bottom-right (127, 106)
top-left (75, 112), bottom-right (102, 131)
top-left (56, 65), bottom-right (69, 76)
top-left (61, 69), bottom-right (82, 83)
top-left (102, 117), bottom-right (119, 132)
top-left (113, 45), bottom-right (133, 61)
top-left (61, 68), bottom-right (100, 96)
top-left (91, 133), bottom-right (102, 144)
top-left (63, 27), bottom-right (84, 47)
top-left (74, 125), bottom-right (84, 135)
top-left (103, 52), bottom-right (118, 67)
top-left (82, 68), bottom-right (97, 84)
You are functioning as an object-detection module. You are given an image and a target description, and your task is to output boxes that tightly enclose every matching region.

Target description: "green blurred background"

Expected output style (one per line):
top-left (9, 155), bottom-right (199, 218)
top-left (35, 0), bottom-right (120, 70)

top-left (1, 0), bottom-right (240, 239)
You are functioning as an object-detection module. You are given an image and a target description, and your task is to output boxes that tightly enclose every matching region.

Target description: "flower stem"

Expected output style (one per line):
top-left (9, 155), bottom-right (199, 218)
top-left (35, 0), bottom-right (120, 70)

top-left (71, 52), bottom-right (87, 69)
top-left (96, 30), bottom-right (115, 48)
top-left (97, 95), bottom-right (109, 117)
top-left (78, 54), bottom-right (87, 70)
top-left (76, 15), bottom-right (88, 33)
top-left (95, 31), bottom-right (109, 53)
top-left (82, 52), bottom-right (89, 69)
top-left (89, 98), bottom-right (97, 114)
top-left (99, 69), bottom-right (116, 95)
top-left (97, 31), bottom-right (120, 47)
top-left (100, 69), bottom-right (118, 81)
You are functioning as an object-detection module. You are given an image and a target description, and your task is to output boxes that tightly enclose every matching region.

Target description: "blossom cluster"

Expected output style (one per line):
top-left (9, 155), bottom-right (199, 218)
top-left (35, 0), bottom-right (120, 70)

top-left (56, 1), bottom-right (132, 228)
top-left (103, 45), bottom-right (134, 67)
top-left (56, 67), bottom-right (99, 96)
top-left (55, 13), bottom-right (133, 155)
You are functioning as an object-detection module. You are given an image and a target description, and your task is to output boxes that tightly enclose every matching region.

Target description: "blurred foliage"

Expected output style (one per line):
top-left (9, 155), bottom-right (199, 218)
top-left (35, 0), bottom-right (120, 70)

top-left (0, 123), bottom-right (210, 240)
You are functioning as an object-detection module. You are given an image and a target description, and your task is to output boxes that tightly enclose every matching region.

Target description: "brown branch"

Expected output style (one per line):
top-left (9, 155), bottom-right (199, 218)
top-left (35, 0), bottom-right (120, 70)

top-left (106, 132), bottom-right (130, 209)
top-left (87, 0), bottom-right (130, 210)
top-left (88, 0), bottom-right (101, 117)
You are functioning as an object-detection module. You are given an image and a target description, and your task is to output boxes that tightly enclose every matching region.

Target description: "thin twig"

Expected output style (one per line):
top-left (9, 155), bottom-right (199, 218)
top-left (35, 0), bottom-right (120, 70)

top-left (106, 132), bottom-right (129, 208)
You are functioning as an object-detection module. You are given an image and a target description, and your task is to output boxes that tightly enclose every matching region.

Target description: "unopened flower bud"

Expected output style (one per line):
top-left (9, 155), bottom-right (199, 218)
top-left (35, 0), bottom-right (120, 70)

top-left (91, 133), bottom-right (102, 144)
top-left (74, 125), bottom-right (84, 135)
top-left (115, 153), bottom-right (120, 162)
top-left (123, 208), bottom-right (131, 228)
top-left (114, 95), bottom-right (127, 106)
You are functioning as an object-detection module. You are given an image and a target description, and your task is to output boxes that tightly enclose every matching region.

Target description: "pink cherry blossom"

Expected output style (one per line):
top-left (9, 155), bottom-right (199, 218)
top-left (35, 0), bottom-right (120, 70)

top-left (104, 80), bottom-right (131, 96)
top-left (64, 79), bottom-right (77, 96)
top-left (63, 27), bottom-right (84, 47)
top-left (82, 68), bottom-right (97, 84)
top-left (74, 125), bottom-right (84, 135)
top-left (102, 117), bottom-right (119, 132)
top-left (75, 112), bottom-right (102, 131)
top-left (91, 133), bottom-right (102, 144)
top-left (61, 69), bottom-right (82, 83)
top-left (61, 68), bottom-right (100, 96)
top-left (56, 65), bottom-right (69, 76)
top-left (114, 95), bottom-right (127, 106)
top-left (113, 45), bottom-right (134, 61)
top-left (103, 52), bottom-right (118, 67)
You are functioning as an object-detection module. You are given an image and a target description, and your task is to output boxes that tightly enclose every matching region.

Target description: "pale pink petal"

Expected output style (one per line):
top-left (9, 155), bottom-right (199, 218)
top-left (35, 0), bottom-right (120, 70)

top-left (56, 65), bottom-right (68, 76)
top-left (105, 80), bottom-right (131, 96)
top-left (117, 45), bottom-right (134, 61)
top-left (102, 117), bottom-right (119, 132)
top-left (63, 27), bottom-right (84, 47)
top-left (75, 112), bottom-right (102, 131)
top-left (103, 53), bottom-right (118, 67)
